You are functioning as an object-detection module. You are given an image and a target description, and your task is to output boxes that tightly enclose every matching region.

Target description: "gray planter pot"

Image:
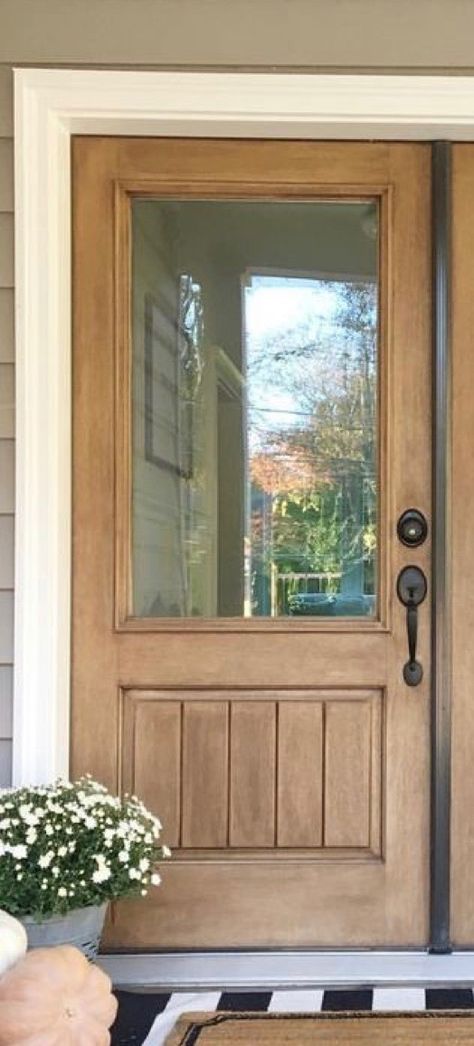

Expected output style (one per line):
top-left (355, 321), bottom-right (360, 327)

top-left (19, 902), bottom-right (108, 960)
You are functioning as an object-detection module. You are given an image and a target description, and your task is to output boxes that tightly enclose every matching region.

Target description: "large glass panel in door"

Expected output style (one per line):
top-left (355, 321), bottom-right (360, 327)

top-left (131, 199), bottom-right (379, 618)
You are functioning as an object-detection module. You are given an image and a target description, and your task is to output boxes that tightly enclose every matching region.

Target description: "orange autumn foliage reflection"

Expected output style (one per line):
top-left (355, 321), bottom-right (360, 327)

top-left (251, 443), bottom-right (332, 495)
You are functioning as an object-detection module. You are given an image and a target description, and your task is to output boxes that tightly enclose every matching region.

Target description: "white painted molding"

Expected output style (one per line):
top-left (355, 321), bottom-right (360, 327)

top-left (13, 67), bottom-right (474, 785)
top-left (99, 950), bottom-right (474, 990)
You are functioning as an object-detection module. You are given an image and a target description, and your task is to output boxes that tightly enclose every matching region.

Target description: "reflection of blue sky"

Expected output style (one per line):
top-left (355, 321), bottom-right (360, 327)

top-left (244, 275), bottom-right (339, 449)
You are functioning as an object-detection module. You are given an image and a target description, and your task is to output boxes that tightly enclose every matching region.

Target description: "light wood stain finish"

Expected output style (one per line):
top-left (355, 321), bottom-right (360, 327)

top-left (72, 139), bottom-right (431, 948)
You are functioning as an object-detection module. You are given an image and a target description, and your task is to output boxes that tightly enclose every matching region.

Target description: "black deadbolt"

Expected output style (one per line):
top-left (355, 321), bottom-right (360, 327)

top-left (397, 509), bottom-right (428, 548)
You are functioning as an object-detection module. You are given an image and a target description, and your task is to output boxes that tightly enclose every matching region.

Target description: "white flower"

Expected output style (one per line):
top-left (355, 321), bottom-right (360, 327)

top-left (141, 889), bottom-right (148, 896)
top-left (84, 816), bottom-right (97, 829)
top-left (151, 873), bottom-right (161, 886)
top-left (162, 845), bottom-right (171, 858)
top-left (41, 883), bottom-right (47, 890)
top-left (19, 805), bottom-right (39, 827)
top-left (139, 858), bottom-right (149, 873)
top-left (26, 828), bottom-right (37, 844)
top-left (118, 850), bottom-right (129, 864)
top-left (10, 844), bottom-right (27, 860)
top-left (57, 887), bottom-right (67, 897)
top-left (92, 865), bottom-right (111, 883)
top-left (0, 818), bottom-right (11, 829)
top-left (44, 824), bottom-right (54, 836)
top-left (57, 846), bottom-right (68, 857)
top-left (38, 851), bottom-right (54, 869)
top-left (128, 868), bottom-right (141, 880)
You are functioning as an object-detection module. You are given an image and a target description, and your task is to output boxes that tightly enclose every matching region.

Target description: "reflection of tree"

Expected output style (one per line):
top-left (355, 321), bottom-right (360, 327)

top-left (248, 282), bottom-right (377, 613)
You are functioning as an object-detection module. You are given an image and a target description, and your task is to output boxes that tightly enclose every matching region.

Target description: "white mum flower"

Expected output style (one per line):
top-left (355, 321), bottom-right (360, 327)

top-left (151, 873), bottom-right (161, 886)
top-left (92, 865), bottom-right (111, 883)
top-left (0, 817), bottom-right (11, 829)
top-left (57, 887), bottom-right (67, 897)
top-left (44, 824), bottom-right (54, 836)
top-left (162, 845), bottom-right (172, 858)
top-left (57, 845), bottom-right (68, 857)
top-left (26, 828), bottom-right (37, 844)
top-left (10, 844), bottom-right (27, 860)
top-left (139, 858), bottom-right (149, 873)
top-left (128, 868), bottom-right (141, 880)
top-left (118, 850), bottom-right (129, 863)
top-left (38, 851), bottom-right (54, 869)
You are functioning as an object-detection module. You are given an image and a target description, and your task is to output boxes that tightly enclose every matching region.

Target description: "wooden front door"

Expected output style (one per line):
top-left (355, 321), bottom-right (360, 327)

top-left (72, 139), bottom-right (431, 949)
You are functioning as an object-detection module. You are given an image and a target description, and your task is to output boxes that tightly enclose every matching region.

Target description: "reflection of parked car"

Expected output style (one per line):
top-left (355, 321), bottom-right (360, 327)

top-left (288, 593), bottom-right (375, 616)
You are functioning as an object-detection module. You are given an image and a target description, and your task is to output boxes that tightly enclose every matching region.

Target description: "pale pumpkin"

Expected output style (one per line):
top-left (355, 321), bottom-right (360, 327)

top-left (0, 908), bottom-right (27, 975)
top-left (0, 944), bottom-right (118, 1045)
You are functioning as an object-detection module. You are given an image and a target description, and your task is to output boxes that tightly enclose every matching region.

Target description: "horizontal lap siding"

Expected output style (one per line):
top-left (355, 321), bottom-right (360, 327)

top-left (0, 65), bottom-right (13, 784)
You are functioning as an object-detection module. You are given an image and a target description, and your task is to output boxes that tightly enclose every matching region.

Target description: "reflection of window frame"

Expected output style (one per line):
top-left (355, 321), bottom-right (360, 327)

top-left (144, 291), bottom-right (188, 477)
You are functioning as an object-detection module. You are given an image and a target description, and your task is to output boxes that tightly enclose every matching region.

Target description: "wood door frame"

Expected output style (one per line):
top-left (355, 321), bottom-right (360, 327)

top-left (11, 68), bottom-right (468, 970)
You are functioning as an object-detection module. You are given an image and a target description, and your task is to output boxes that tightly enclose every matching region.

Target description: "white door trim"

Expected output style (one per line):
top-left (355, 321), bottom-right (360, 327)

top-left (12, 67), bottom-right (474, 785)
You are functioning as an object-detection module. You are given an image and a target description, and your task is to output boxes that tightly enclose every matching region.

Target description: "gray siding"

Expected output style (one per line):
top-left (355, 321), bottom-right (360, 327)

top-left (1, 0), bottom-right (474, 68)
top-left (0, 65), bottom-right (13, 785)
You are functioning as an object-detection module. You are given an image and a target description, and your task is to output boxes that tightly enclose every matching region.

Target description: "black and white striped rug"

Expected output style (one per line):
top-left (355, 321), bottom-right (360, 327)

top-left (111, 987), bottom-right (474, 1045)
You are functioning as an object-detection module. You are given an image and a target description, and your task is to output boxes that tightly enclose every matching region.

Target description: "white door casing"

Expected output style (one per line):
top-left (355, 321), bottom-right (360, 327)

top-left (15, 67), bottom-right (474, 786)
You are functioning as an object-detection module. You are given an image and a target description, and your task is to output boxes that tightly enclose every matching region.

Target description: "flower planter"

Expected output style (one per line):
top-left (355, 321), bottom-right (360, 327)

top-left (19, 902), bottom-right (108, 960)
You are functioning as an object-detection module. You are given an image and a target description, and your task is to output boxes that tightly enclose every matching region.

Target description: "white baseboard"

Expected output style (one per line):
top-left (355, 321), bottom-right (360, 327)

top-left (98, 950), bottom-right (474, 990)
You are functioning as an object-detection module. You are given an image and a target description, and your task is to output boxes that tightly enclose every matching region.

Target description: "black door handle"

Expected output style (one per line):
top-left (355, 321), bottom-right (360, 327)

top-left (397, 565), bottom-right (427, 686)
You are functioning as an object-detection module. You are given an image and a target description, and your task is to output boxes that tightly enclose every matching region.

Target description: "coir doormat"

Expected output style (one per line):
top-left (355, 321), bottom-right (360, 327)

top-left (165, 1010), bottom-right (474, 1044)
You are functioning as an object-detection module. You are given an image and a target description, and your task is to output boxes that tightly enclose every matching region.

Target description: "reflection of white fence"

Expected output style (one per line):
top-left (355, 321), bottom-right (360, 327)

top-left (275, 571), bottom-right (342, 615)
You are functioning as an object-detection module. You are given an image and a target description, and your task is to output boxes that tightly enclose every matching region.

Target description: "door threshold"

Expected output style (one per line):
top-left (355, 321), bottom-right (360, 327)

top-left (98, 950), bottom-right (474, 991)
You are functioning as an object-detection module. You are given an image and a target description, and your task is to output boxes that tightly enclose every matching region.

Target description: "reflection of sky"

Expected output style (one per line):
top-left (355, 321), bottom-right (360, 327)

top-left (244, 275), bottom-right (339, 448)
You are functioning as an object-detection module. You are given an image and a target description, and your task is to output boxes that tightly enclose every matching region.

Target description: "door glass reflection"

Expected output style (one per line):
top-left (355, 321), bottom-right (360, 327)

top-left (131, 199), bottom-right (379, 618)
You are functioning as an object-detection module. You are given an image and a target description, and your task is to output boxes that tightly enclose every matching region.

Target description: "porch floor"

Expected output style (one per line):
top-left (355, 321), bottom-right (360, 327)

top-left (111, 986), bottom-right (474, 1046)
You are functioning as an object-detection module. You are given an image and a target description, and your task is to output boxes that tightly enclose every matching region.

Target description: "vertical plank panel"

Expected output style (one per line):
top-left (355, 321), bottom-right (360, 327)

top-left (132, 699), bottom-right (181, 847)
top-left (230, 701), bottom-right (276, 848)
top-left (324, 700), bottom-right (371, 847)
top-left (277, 701), bottom-right (323, 847)
top-left (181, 701), bottom-right (229, 848)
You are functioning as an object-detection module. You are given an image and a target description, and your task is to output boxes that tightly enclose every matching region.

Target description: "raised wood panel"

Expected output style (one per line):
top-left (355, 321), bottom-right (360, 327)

top-left (277, 701), bottom-right (323, 848)
top-left (182, 701), bottom-right (228, 848)
top-left (324, 700), bottom-right (371, 848)
top-left (122, 689), bottom-right (382, 857)
top-left (122, 697), bottom-right (181, 846)
top-left (229, 701), bottom-right (276, 848)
